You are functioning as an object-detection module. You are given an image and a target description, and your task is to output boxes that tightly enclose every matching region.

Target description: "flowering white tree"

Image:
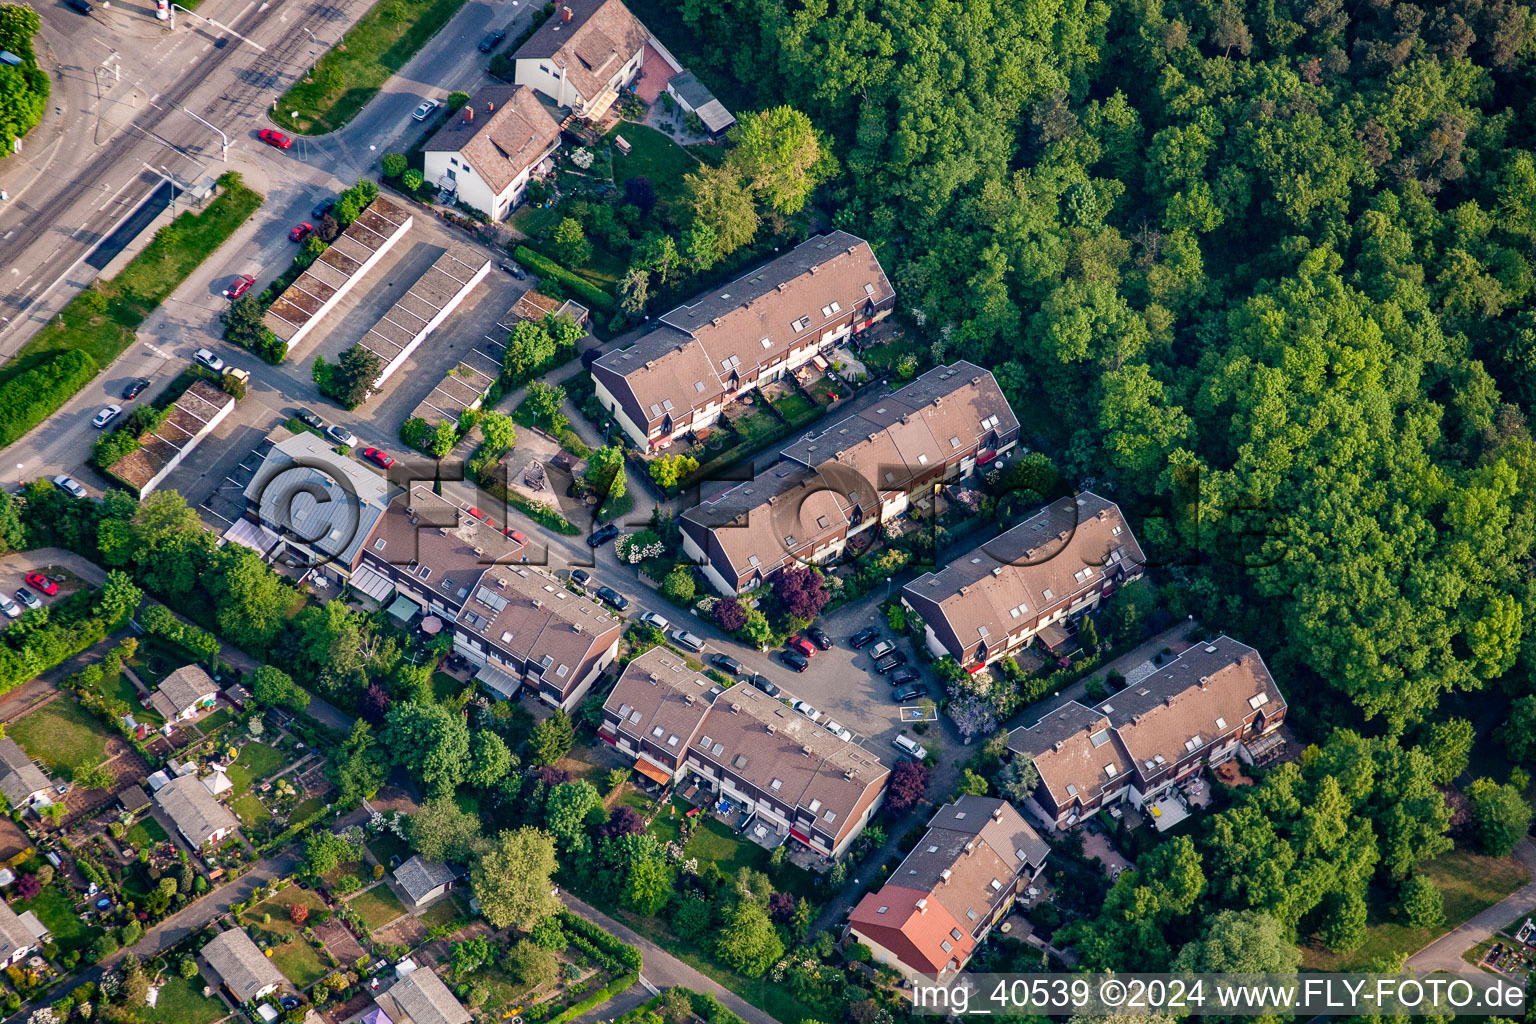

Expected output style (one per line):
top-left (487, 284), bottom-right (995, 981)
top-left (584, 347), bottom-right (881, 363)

top-left (571, 147), bottom-right (594, 169)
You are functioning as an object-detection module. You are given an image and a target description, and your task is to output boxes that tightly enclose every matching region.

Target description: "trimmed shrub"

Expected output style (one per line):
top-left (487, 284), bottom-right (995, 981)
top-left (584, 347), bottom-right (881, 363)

top-left (0, 350), bottom-right (98, 448)
top-left (513, 246), bottom-right (615, 313)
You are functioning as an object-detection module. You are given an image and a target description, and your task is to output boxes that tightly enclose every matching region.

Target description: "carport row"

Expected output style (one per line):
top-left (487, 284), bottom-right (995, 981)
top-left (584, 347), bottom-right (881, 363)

top-left (407, 304), bottom-right (520, 425)
top-left (200, 438), bottom-right (276, 528)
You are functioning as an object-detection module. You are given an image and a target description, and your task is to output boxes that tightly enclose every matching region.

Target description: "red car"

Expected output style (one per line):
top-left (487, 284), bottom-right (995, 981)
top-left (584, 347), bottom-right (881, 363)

top-left (289, 222), bottom-right (314, 242)
top-left (24, 572), bottom-right (57, 596)
top-left (223, 274), bottom-right (255, 299)
top-left (788, 635), bottom-right (817, 658)
top-left (362, 447), bottom-right (395, 469)
top-left (259, 129), bottom-right (292, 150)
top-left (506, 529), bottom-right (527, 546)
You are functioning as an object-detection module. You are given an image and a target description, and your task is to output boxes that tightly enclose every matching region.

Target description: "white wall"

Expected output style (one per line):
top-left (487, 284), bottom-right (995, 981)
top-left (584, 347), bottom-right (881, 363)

top-left (371, 255), bottom-right (492, 389)
top-left (282, 212), bottom-right (413, 354)
top-left (515, 59), bottom-right (579, 108)
top-left (594, 376), bottom-right (651, 448)
top-left (141, 395), bottom-right (236, 496)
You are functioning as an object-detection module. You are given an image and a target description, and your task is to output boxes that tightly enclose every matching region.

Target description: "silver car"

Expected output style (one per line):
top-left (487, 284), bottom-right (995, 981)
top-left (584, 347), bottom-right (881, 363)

top-left (412, 98), bottom-right (440, 121)
top-left (0, 595), bottom-right (19, 619)
top-left (52, 475), bottom-right (87, 499)
top-left (193, 348), bottom-right (225, 372)
top-left (325, 424), bottom-right (356, 447)
top-left (92, 404), bottom-right (122, 428)
top-left (13, 589), bottom-right (39, 611)
top-left (791, 699), bottom-right (821, 723)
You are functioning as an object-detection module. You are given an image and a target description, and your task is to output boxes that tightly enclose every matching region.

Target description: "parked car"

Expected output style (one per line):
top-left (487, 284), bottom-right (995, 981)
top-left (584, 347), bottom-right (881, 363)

top-left (0, 595), bottom-right (19, 619)
top-left (312, 197), bottom-right (336, 219)
top-left (52, 475), bottom-right (87, 499)
top-left (499, 260), bottom-right (526, 279)
top-left (13, 588), bottom-right (39, 611)
top-left (670, 629), bottom-right (706, 653)
top-left (65, 0), bottom-right (93, 14)
top-left (712, 654), bottom-right (745, 675)
top-left (297, 409), bottom-right (324, 431)
top-left (887, 667), bottom-right (920, 687)
top-left (123, 377), bottom-right (151, 400)
top-left (594, 585), bottom-right (628, 611)
top-left (506, 529), bottom-right (528, 546)
top-left (289, 222), bottom-right (314, 242)
top-left (893, 733), bottom-right (928, 760)
top-left (362, 447), bottom-right (396, 468)
top-left (875, 651), bottom-right (909, 674)
top-left (324, 424), bottom-right (356, 447)
top-left (893, 683), bottom-right (927, 703)
top-left (91, 404), bottom-right (122, 428)
top-left (25, 573), bottom-right (58, 596)
top-left (193, 348), bottom-right (225, 372)
top-left (588, 523), bottom-right (620, 547)
top-left (258, 128), bottom-right (292, 150)
top-left (806, 626), bottom-right (832, 650)
top-left (850, 627), bottom-right (881, 649)
top-left (868, 639), bottom-right (896, 660)
top-left (787, 635), bottom-right (817, 658)
top-left (477, 28), bottom-right (507, 51)
top-left (778, 649), bottom-right (809, 672)
top-left (412, 98), bottom-right (440, 121)
top-left (822, 719), bottom-right (853, 742)
top-left (223, 273), bottom-right (256, 299)
top-left (568, 569), bottom-right (590, 588)
top-left (638, 611), bottom-right (670, 631)
top-left (791, 699), bottom-right (821, 722)
top-left (748, 674), bottom-right (779, 697)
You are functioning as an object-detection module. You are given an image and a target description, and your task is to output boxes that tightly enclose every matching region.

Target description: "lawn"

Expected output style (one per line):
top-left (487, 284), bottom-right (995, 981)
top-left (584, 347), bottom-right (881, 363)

top-left (367, 832), bottom-right (411, 868)
top-left (419, 893), bottom-right (471, 933)
top-left (11, 699), bottom-right (111, 779)
top-left (102, 672), bottom-right (159, 724)
top-left (16, 884), bottom-right (89, 951)
top-left (770, 392), bottom-right (816, 424)
top-left (226, 741), bottom-right (289, 794)
top-left (195, 708), bottom-right (234, 733)
top-left (606, 123), bottom-right (699, 204)
top-left (138, 975), bottom-right (228, 1024)
top-left (270, 938), bottom-right (328, 989)
top-left (125, 817), bottom-right (169, 850)
top-left (431, 672), bottom-right (464, 701)
top-left (646, 797), bottom-right (691, 846)
top-left (292, 795), bottom-right (328, 821)
top-left (1301, 847), bottom-right (1530, 970)
top-left (323, 859), bottom-right (367, 888)
top-left (274, 0), bottom-right (473, 133)
top-left (243, 887), bottom-right (330, 937)
top-left (349, 883), bottom-right (407, 930)
top-left (231, 793), bottom-right (270, 826)
top-left (0, 175), bottom-right (262, 447)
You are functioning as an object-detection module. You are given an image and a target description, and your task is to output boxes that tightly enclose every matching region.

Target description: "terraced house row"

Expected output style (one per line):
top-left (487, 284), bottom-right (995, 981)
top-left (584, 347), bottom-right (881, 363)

top-left (592, 230), bottom-right (896, 450)
top-left (680, 360), bottom-right (1021, 596)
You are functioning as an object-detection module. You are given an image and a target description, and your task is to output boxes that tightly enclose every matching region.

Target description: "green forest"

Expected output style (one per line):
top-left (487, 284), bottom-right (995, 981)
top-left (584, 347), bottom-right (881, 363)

top-left (630, 0), bottom-right (1536, 971)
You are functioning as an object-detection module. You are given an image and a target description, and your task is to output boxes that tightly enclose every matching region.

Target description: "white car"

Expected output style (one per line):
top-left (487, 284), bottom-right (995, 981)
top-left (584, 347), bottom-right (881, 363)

top-left (13, 588), bottom-right (39, 611)
top-left (92, 404), bottom-right (122, 428)
top-left (638, 611), bottom-right (670, 631)
top-left (412, 98), bottom-right (440, 121)
top-left (822, 719), bottom-right (853, 742)
top-left (325, 424), bottom-right (356, 447)
top-left (193, 348), bottom-right (225, 372)
top-left (0, 595), bottom-right (19, 619)
top-left (893, 733), bottom-right (928, 760)
top-left (52, 475), bottom-right (87, 498)
top-left (791, 699), bottom-right (821, 723)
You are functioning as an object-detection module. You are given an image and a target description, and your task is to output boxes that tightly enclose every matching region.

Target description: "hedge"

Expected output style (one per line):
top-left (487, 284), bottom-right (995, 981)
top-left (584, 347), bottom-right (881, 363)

top-left (536, 972), bottom-right (638, 1024)
top-left (0, 580), bottom-right (137, 695)
top-left (514, 246), bottom-right (616, 313)
top-left (0, 350), bottom-right (98, 448)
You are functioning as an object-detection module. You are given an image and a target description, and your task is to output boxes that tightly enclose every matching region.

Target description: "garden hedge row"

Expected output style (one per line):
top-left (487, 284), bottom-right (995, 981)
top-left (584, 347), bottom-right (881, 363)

top-left (513, 246), bottom-right (616, 313)
top-left (538, 972), bottom-right (638, 1024)
top-left (0, 350), bottom-right (98, 448)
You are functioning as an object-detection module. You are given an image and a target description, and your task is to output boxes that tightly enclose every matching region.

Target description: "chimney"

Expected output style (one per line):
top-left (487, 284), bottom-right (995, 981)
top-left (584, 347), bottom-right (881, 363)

top-left (939, 869), bottom-right (951, 881)
top-left (532, 599), bottom-right (542, 609)
top-left (729, 703), bottom-right (740, 714)
top-left (964, 839), bottom-right (976, 854)
top-left (765, 723), bottom-right (774, 733)
top-left (1097, 508), bottom-right (1108, 520)
top-left (1198, 675), bottom-right (1209, 689)
top-left (572, 622), bottom-right (582, 634)
top-left (465, 106), bottom-right (474, 122)
top-left (1058, 530), bottom-right (1069, 541)
top-left (561, 3), bottom-right (572, 20)
top-left (915, 898), bottom-right (927, 912)
top-left (1025, 547), bottom-right (1035, 559)
top-left (801, 744), bottom-right (813, 756)
top-left (991, 805), bottom-right (1004, 822)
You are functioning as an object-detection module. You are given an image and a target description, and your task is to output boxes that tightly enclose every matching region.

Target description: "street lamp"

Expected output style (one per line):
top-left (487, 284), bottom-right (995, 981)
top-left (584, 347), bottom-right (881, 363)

top-left (182, 107), bottom-right (228, 162)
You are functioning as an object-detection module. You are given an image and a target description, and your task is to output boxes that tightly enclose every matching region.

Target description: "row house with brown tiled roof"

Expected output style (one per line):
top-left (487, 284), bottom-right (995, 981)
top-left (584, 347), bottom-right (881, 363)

top-left (1008, 636), bottom-right (1287, 828)
top-left (847, 796), bottom-right (1048, 982)
top-left (680, 361), bottom-right (1020, 596)
top-left (901, 492), bottom-right (1144, 670)
top-left (600, 677), bottom-right (889, 858)
top-left (512, 0), bottom-right (649, 120)
top-left (591, 231), bottom-right (895, 451)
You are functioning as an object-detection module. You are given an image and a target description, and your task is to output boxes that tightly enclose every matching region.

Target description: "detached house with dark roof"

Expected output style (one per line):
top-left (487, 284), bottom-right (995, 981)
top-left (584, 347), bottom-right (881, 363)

top-left (0, 738), bottom-right (54, 812)
top-left (424, 86), bottom-right (561, 221)
top-left (511, 0), bottom-right (649, 120)
top-left (156, 773), bottom-right (239, 849)
top-left (147, 665), bottom-right (219, 727)
top-left (902, 492), bottom-right (1144, 670)
top-left (592, 231), bottom-right (895, 451)
top-left (393, 855), bottom-right (457, 909)
top-left (681, 361), bottom-right (1019, 596)
top-left (848, 796), bottom-right (1048, 982)
top-left (1009, 636), bottom-right (1287, 829)
top-left (375, 965), bottom-right (472, 1024)
top-left (201, 927), bottom-right (285, 1003)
